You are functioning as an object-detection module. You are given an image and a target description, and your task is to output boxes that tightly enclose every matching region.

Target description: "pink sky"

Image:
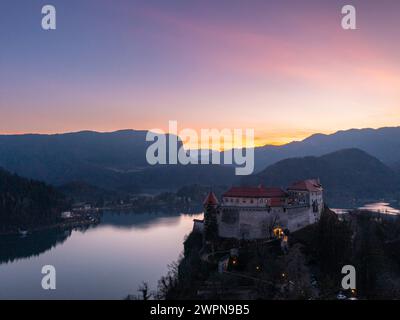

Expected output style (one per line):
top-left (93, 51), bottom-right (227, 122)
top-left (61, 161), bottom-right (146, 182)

top-left (1, 0), bottom-right (399, 147)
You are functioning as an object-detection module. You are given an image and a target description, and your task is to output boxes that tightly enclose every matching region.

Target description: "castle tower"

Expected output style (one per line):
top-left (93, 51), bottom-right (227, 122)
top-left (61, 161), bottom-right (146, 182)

top-left (203, 192), bottom-right (218, 207)
top-left (203, 192), bottom-right (219, 245)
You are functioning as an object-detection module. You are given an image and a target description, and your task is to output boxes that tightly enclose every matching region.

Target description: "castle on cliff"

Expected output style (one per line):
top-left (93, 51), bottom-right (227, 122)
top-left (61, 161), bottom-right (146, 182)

top-left (196, 179), bottom-right (324, 240)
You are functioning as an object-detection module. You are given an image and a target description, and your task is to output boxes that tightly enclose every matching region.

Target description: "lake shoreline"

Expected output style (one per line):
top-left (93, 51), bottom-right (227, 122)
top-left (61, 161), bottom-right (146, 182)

top-left (0, 216), bottom-right (99, 236)
top-left (0, 211), bottom-right (202, 299)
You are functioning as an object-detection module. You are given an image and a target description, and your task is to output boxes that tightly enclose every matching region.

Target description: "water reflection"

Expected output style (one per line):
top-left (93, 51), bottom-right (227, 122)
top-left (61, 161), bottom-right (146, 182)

top-left (0, 212), bottom-right (202, 300)
top-left (0, 212), bottom-right (189, 264)
top-left (0, 228), bottom-right (72, 264)
top-left (99, 211), bottom-right (182, 230)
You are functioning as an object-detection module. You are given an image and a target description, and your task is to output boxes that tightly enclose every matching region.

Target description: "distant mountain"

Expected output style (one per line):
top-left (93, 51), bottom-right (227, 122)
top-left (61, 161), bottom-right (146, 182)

top-left (252, 127), bottom-right (400, 172)
top-left (392, 161), bottom-right (400, 174)
top-left (121, 163), bottom-right (236, 190)
top-left (0, 130), bottom-right (155, 185)
top-left (0, 168), bottom-right (67, 232)
top-left (57, 181), bottom-right (121, 205)
top-left (2, 127), bottom-right (400, 193)
top-left (243, 148), bottom-right (400, 206)
top-left (0, 130), bottom-right (237, 191)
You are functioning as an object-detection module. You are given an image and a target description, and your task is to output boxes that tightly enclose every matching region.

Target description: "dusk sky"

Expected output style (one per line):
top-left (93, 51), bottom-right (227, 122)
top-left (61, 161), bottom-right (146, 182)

top-left (0, 0), bottom-right (399, 146)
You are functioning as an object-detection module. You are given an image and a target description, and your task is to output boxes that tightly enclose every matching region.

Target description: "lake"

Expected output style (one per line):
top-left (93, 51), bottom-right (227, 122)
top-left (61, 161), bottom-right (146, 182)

top-left (0, 211), bottom-right (203, 300)
top-left (332, 202), bottom-right (400, 216)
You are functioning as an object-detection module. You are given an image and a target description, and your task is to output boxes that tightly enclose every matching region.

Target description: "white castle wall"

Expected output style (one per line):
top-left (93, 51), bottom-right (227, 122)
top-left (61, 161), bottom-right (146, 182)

top-left (214, 187), bottom-right (324, 240)
top-left (218, 207), bottom-right (290, 240)
top-left (217, 203), bottom-right (322, 239)
top-left (287, 207), bottom-right (312, 232)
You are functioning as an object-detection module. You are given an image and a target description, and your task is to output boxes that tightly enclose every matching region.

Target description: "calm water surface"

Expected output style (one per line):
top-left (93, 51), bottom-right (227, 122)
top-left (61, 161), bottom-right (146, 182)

top-left (0, 212), bottom-right (202, 300)
top-left (358, 202), bottom-right (400, 215)
top-left (332, 202), bottom-right (400, 215)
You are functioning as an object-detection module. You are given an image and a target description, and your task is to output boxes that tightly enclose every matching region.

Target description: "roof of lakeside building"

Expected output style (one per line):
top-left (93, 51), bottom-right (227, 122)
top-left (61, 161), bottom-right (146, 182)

top-left (288, 179), bottom-right (323, 192)
top-left (222, 185), bottom-right (287, 198)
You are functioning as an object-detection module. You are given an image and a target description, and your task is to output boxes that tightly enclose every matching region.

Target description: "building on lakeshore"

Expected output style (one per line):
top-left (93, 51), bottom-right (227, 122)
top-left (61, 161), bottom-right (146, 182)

top-left (197, 179), bottom-right (323, 240)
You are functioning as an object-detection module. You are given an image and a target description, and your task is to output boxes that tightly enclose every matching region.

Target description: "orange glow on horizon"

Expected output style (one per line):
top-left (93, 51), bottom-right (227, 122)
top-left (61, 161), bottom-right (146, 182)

top-left (0, 127), bottom-right (318, 150)
top-left (2, 124), bottom-right (400, 151)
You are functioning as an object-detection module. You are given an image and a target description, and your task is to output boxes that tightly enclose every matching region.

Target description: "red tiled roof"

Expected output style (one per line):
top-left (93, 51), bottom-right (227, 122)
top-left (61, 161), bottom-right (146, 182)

top-left (223, 186), bottom-right (287, 198)
top-left (203, 192), bottom-right (219, 206)
top-left (288, 179), bottom-right (323, 192)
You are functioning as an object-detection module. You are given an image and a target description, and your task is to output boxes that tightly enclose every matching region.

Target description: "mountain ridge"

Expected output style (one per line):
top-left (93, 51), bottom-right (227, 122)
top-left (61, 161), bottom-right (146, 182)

top-left (243, 148), bottom-right (400, 206)
top-left (1, 126), bottom-right (400, 192)
top-left (252, 126), bottom-right (400, 172)
top-left (0, 130), bottom-right (238, 191)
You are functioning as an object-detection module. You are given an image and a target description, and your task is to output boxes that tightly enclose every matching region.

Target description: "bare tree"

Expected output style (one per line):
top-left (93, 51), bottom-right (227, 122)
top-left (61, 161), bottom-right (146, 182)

top-left (138, 281), bottom-right (152, 300)
top-left (156, 261), bottom-right (179, 299)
